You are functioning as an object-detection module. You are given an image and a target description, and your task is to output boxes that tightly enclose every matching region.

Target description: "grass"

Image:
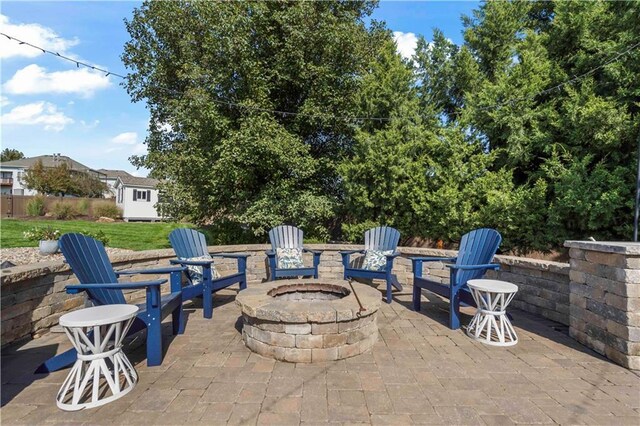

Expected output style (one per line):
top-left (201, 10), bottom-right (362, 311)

top-left (0, 219), bottom-right (196, 251)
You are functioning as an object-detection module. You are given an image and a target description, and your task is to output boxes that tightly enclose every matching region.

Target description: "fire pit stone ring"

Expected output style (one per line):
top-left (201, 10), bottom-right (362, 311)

top-left (236, 279), bottom-right (381, 362)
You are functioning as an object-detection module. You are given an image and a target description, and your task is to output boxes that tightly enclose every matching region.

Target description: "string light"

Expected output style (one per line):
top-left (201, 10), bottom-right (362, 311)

top-left (477, 39), bottom-right (640, 111)
top-left (1, 32), bottom-right (126, 79)
top-left (2, 31), bottom-right (638, 120)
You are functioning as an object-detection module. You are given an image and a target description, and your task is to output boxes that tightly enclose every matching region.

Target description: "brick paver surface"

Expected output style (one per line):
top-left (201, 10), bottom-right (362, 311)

top-left (2, 284), bottom-right (639, 425)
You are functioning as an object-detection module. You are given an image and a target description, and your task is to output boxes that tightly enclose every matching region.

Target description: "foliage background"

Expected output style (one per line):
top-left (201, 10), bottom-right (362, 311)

top-left (122, 0), bottom-right (640, 253)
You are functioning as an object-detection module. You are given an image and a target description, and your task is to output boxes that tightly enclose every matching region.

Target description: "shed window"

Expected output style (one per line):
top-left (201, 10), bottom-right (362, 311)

top-left (133, 189), bottom-right (151, 201)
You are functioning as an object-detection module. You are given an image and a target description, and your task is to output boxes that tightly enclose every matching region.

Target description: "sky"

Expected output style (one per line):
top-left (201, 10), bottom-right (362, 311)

top-left (0, 1), bottom-right (479, 177)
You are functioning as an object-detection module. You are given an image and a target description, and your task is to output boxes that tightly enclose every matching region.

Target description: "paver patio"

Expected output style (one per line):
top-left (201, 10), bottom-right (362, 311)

top-left (2, 284), bottom-right (639, 425)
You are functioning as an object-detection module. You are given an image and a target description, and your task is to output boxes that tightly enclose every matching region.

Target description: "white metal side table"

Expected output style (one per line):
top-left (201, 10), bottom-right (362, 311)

top-left (466, 279), bottom-right (518, 346)
top-left (56, 304), bottom-right (139, 411)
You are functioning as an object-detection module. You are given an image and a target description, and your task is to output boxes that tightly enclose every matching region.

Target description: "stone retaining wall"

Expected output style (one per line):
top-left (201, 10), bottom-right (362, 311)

top-left (1, 244), bottom-right (569, 348)
top-left (566, 241), bottom-right (640, 370)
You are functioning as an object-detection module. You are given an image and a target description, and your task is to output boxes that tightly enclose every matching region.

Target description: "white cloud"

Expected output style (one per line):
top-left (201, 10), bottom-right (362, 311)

top-left (111, 132), bottom-right (138, 145)
top-left (3, 64), bottom-right (111, 98)
top-left (0, 14), bottom-right (79, 59)
top-left (0, 101), bottom-right (73, 131)
top-left (393, 31), bottom-right (418, 60)
top-left (1, 96), bottom-right (9, 107)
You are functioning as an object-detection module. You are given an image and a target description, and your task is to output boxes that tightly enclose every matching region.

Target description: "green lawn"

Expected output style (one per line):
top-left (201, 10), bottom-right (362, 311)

top-left (0, 219), bottom-right (196, 251)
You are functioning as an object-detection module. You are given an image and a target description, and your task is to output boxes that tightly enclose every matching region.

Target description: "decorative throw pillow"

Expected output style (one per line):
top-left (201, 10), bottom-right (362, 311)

top-left (180, 255), bottom-right (220, 284)
top-left (276, 247), bottom-right (304, 269)
top-left (362, 249), bottom-right (394, 271)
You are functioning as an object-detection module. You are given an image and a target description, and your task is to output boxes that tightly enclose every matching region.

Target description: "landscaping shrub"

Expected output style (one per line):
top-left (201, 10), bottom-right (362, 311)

top-left (23, 226), bottom-right (60, 241)
top-left (92, 201), bottom-right (122, 219)
top-left (81, 230), bottom-right (110, 246)
top-left (77, 199), bottom-right (90, 216)
top-left (51, 201), bottom-right (79, 220)
top-left (25, 195), bottom-right (46, 217)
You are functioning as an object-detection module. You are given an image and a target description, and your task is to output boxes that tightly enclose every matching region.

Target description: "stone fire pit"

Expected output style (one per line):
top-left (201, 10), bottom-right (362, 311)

top-left (236, 279), bottom-right (381, 362)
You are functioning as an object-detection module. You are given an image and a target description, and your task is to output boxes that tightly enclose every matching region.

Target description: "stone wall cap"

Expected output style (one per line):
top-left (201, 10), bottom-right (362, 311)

top-left (564, 241), bottom-right (640, 255)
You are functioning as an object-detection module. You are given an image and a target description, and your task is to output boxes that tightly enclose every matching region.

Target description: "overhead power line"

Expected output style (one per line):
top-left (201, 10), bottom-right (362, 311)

top-left (2, 31), bottom-right (639, 120)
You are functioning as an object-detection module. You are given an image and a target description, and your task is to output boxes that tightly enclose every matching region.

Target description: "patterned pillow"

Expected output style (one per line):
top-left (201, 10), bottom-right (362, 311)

top-left (362, 249), bottom-right (394, 271)
top-left (180, 255), bottom-right (220, 284)
top-left (276, 247), bottom-right (304, 269)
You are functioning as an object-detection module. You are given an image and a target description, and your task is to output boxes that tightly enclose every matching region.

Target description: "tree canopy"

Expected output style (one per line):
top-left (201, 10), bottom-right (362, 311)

top-left (22, 160), bottom-right (108, 198)
top-left (123, 0), bottom-right (640, 252)
top-left (0, 149), bottom-right (24, 162)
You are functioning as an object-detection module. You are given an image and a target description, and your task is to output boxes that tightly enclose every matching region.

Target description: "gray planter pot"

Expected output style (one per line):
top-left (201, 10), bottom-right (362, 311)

top-left (39, 240), bottom-right (59, 255)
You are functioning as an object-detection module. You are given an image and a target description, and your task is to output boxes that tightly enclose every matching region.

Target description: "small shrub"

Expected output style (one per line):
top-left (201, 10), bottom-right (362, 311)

top-left (93, 201), bottom-right (122, 219)
top-left (24, 226), bottom-right (60, 241)
top-left (81, 230), bottom-right (110, 246)
top-left (77, 199), bottom-right (90, 215)
top-left (25, 195), bottom-right (46, 217)
top-left (52, 201), bottom-right (79, 220)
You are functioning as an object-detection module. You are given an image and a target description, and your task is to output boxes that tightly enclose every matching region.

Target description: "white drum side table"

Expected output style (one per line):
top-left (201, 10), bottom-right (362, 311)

top-left (466, 279), bottom-right (518, 347)
top-left (56, 305), bottom-right (139, 411)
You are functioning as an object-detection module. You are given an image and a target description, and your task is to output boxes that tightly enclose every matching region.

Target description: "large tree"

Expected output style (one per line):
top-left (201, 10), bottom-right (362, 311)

top-left (0, 148), bottom-right (24, 162)
top-left (413, 0), bottom-right (640, 250)
top-left (123, 0), bottom-right (385, 240)
top-left (22, 160), bottom-right (107, 197)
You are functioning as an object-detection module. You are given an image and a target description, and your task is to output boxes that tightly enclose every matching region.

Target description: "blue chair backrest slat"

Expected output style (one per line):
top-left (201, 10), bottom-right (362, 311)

top-left (269, 225), bottom-right (303, 250)
top-left (364, 226), bottom-right (400, 251)
top-left (455, 228), bottom-right (502, 285)
top-left (169, 228), bottom-right (208, 258)
top-left (59, 233), bottom-right (126, 306)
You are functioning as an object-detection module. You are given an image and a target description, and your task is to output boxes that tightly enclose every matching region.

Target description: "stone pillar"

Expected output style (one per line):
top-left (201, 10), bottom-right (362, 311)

top-left (565, 241), bottom-right (640, 370)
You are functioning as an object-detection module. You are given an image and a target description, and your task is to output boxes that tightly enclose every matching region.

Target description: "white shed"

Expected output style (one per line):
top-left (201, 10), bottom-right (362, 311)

top-left (114, 175), bottom-right (163, 221)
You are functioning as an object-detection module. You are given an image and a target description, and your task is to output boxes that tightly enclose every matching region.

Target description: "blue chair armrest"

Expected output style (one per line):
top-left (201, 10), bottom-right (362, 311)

top-left (66, 280), bottom-right (166, 294)
top-left (340, 249), bottom-right (365, 255)
top-left (446, 263), bottom-right (500, 271)
top-left (266, 250), bottom-right (276, 257)
top-left (170, 259), bottom-right (215, 266)
top-left (385, 251), bottom-right (401, 259)
top-left (410, 256), bottom-right (457, 264)
top-left (303, 248), bottom-right (322, 255)
top-left (209, 252), bottom-right (250, 259)
top-left (116, 266), bottom-right (186, 276)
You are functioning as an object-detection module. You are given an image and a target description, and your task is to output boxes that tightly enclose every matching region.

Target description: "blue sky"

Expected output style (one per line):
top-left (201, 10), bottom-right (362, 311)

top-left (1, 1), bottom-right (479, 176)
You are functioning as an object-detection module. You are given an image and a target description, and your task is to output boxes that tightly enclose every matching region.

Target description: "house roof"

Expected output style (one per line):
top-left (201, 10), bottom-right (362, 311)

top-left (1, 155), bottom-right (104, 176)
top-left (117, 175), bottom-right (160, 189)
top-left (97, 169), bottom-right (134, 180)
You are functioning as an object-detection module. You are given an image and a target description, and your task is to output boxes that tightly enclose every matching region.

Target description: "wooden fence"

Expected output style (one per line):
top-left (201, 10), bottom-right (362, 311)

top-left (0, 195), bottom-right (116, 218)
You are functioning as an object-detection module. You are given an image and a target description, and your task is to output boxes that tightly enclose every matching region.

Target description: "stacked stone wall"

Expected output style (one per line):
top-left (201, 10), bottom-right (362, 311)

top-left (566, 241), bottom-right (640, 370)
top-left (1, 244), bottom-right (569, 348)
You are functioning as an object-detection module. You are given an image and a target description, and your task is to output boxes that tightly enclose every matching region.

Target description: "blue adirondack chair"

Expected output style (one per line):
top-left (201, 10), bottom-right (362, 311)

top-left (266, 225), bottom-right (322, 280)
top-left (411, 228), bottom-right (502, 330)
top-left (341, 226), bottom-right (402, 303)
top-left (36, 233), bottom-right (185, 373)
top-left (169, 228), bottom-right (248, 319)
